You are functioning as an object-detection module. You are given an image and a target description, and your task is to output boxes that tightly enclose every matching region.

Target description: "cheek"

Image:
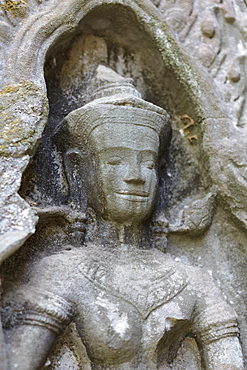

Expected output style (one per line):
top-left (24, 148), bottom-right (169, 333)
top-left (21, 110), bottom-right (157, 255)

top-left (146, 169), bottom-right (158, 189)
top-left (100, 165), bottom-right (124, 189)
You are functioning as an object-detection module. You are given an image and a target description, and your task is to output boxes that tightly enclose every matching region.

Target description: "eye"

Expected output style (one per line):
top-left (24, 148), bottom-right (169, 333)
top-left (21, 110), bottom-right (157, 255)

top-left (144, 161), bottom-right (155, 169)
top-left (107, 157), bottom-right (122, 165)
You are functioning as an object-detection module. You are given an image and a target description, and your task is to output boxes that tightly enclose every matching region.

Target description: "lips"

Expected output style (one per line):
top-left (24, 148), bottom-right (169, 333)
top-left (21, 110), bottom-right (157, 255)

top-left (116, 190), bottom-right (149, 197)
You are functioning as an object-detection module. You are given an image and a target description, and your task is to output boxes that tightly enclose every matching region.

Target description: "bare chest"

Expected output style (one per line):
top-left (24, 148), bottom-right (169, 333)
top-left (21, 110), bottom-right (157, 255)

top-left (67, 249), bottom-right (193, 366)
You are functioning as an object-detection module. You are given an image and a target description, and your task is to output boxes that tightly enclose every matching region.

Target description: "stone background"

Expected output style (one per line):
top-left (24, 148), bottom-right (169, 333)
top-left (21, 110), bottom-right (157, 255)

top-left (0, 0), bottom-right (247, 368)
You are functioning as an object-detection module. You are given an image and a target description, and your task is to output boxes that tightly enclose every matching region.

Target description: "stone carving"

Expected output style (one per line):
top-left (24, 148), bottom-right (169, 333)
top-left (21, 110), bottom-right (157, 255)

top-left (154, 1), bottom-right (247, 233)
top-left (157, 0), bottom-right (247, 127)
top-left (0, 0), bottom-right (246, 261)
top-left (1, 67), bottom-right (244, 369)
top-left (0, 0), bottom-right (247, 368)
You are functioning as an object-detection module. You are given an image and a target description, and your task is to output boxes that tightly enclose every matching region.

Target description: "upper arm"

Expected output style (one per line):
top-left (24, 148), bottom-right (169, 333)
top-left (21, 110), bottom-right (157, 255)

top-left (2, 254), bottom-right (75, 369)
top-left (201, 336), bottom-right (244, 370)
top-left (190, 269), bottom-right (244, 369)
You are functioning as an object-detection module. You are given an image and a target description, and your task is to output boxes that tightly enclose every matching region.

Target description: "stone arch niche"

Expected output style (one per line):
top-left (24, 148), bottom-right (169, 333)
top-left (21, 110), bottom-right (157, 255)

top-left (0, 0), bottom-right (232, 258)
top-left (36, 3), bottom-right (207, 208)
top-left (1, 0), bottom-right (247, 368)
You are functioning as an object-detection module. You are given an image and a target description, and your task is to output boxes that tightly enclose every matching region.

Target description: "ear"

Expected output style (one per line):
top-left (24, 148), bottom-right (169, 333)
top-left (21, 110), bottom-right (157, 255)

top-left (64, 148), bottom-right (87, 211)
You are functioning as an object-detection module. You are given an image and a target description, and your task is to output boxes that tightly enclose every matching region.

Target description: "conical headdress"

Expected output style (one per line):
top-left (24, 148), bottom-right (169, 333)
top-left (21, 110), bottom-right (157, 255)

top-left (57, 65), bottom-right (170, 149)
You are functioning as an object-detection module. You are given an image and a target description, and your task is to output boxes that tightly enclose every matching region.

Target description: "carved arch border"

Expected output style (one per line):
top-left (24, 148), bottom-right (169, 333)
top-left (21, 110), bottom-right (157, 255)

top-left (7, 0), bottom-right (224, 120)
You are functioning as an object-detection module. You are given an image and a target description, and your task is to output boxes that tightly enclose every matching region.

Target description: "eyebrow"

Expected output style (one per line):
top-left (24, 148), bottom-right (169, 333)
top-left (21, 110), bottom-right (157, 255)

top-left (98, 147), bottom-right (158, 156)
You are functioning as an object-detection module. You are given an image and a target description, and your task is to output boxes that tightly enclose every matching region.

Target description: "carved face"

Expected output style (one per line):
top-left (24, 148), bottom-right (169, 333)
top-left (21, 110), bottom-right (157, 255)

top-left (88, 123), bottom-right (159, 224)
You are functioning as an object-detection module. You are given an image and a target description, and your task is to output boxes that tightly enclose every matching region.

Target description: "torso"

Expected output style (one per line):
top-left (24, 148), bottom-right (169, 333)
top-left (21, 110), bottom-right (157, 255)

top-left (39, 244), bottom-right (198, 368)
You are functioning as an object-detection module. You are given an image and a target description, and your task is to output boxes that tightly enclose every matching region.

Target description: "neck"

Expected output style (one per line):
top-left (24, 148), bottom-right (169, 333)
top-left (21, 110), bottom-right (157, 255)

top-left (86, 209), bottom-right (152, 250)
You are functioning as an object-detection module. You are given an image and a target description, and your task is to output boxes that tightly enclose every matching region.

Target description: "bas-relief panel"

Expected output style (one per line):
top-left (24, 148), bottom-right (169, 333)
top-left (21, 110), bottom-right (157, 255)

top-left (156, 0), bottom-right (247, 127)
top-left (0, 1), bottom-right (246, 369)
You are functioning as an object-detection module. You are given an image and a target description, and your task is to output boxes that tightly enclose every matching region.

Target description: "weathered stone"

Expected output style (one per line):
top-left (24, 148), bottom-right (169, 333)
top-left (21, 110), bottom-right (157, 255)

top-left (0, 1), bottom-right (246, 369)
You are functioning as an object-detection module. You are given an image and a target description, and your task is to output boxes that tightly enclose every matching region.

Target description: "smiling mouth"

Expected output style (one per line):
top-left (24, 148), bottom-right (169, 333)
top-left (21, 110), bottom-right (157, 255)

top-left (116, 190), bottom-right (149, 197)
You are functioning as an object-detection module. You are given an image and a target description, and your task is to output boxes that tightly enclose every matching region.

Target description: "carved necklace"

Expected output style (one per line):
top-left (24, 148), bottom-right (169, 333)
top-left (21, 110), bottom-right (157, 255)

top-left (79, 246), bottom-right (188, 319)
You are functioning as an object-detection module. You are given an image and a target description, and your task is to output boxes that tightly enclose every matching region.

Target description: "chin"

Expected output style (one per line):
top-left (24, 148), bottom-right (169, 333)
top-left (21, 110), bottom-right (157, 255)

top-left (107, 201), bottom-right (154, 224)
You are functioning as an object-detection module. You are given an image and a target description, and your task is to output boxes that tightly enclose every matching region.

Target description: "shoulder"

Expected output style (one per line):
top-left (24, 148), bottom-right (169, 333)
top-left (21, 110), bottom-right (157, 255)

top-left (175, 261), bottom-right (237, 315)
top-left (164, 257), bottom-right (213, 296)
top-left (1, 250), bottom-right (80, 330)
top-left (181, 263), bottom-right (221, 295)
top-left (32, 247), bottom-right (87, 275)
top-left (184, 264), bottom-right (234, 313)
top-left (26, 247), bottom-right (88, 299)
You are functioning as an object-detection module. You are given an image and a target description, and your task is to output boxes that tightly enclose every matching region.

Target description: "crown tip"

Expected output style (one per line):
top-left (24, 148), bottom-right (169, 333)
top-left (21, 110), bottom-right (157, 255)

top-left (87, 65), bottom-right (141, 101)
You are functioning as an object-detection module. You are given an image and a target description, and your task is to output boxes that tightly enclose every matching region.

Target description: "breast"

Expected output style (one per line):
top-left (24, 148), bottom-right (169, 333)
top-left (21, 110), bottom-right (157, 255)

top-left (63, 247), bottom-right (193, 366)
top-left (74, 287), bottom-right (142, 366)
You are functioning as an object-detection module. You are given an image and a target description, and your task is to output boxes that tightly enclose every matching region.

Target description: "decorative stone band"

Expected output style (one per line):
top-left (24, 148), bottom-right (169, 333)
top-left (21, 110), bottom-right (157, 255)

top-left (198, 320), bottom-right (240, 345)
top-left (2, 287), bottom-right (75, 335)
top-left (89, 81), bottom-right (142, 101)
top-left (79, 252), bottom-right (188, 319)
top-left (193, 302), bottom-right (239, 345)
top-left (12, 310), bottom-right (68, 334)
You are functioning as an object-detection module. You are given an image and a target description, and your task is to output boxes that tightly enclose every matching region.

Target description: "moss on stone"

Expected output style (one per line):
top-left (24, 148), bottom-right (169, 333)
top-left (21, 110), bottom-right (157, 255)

top-left (0, 81), bottom-right (48, 157)
top-left (0, 81), bottom-right (33, 96)
top-left (0, 0), bottom-right (28, 17)
top-left (0, 85), bottom-right (19, 95)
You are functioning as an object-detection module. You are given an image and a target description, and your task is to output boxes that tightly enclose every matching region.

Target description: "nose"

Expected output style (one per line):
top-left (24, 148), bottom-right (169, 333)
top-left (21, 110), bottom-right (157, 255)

top-left (124, 158), bottom-right (145, 185)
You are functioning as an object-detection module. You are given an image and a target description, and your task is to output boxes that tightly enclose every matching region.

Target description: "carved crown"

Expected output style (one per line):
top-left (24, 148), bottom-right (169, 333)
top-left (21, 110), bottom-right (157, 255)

top-left (57, 65), bottom-right (170, 149)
